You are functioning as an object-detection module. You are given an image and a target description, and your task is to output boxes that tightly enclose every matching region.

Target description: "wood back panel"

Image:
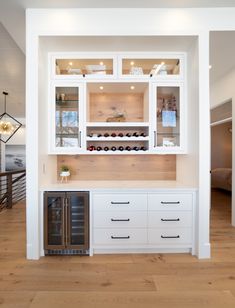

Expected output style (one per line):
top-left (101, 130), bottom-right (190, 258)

top-left (57, 155), bottom-right (176, 181)
top-left (89, 93), bottom-right (144, 122)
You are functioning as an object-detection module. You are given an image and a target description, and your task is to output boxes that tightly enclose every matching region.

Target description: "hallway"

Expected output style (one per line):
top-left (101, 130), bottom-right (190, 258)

top-left (0, 192), bottom-right (235, 307)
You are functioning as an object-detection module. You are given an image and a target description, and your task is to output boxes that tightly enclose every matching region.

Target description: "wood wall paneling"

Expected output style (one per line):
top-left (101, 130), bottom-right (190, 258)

top-left (57, 155), bottom-right (176, 181)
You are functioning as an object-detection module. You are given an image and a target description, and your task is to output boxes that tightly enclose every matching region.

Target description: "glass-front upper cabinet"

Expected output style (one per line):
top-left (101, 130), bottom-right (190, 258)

top-left (151, 83), bottom-right (186, 153)
top-left (52, 54), bottom-right (116, 79)
top-left (119, 54), bottom-right (184, 79)
top-left (49, 82), bottom-right (84, 154)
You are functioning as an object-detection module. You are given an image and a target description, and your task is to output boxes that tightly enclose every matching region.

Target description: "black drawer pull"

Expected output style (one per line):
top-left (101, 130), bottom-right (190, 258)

top-left (161, 218), bottom-right (180, 222)
top-left (161, 201), bottom-right (180, 205)
top-left (111, 201), bottom-right (130, 205)
top-left (111, 236), bottom-right (130, 239)
top-left (161, 235), bottom-right (180, 239)
top-left (111, 218), bottom-right (130, 222)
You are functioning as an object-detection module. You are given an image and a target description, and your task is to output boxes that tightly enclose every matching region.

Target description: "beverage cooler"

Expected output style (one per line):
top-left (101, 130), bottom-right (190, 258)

top-left (44, 191), bottom-right (89, 255)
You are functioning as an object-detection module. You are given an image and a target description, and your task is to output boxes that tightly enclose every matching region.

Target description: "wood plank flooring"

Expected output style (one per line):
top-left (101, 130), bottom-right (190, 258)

top-left (0, 189), bottom-right (235, 307)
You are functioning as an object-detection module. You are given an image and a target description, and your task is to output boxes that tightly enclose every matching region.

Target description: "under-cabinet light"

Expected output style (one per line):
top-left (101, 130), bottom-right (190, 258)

top-left (130, 86), bottom-right (135, 90)
top-left (130, 61), bottom-right (135, 66)
top-left (69, 62), bottom-right (73, 66)
top-left (99, 61), bottom-right (104, 65)
top-left (99, 86), bottom-right (104, 90)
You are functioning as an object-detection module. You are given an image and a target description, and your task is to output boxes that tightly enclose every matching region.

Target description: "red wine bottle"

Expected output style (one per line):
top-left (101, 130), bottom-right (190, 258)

top-left (125, 146), bottom-right (131, 151)
top-left (104, 133), bottom-right (109, 137)
top-left (104, 146), bottom-right (109, 151)
top-left (133, 132), bottom-right (139, 137)
top-left (97, 133), bottom-right (102, 137)
top-left (140, 146), bottom-right (147, 151)
top-left (140, 132), bottom-right (147, 137)
top-left (111, 146), bottom-right (117, 151)
top-left (96, 146), bottom-right (102, 151)
top-left (111, 133), bottom-right (116, 137)
top-left (118, 146), bottom-right (124, 151)
top-left (126, 133), bottom-right (131, 137)
top-left (88, 133), bottom-right (93, 137)
top-left (133, 146), bottom-right (140, 151)
top-left (88, 145), bottom-right (95, 151)
top-left (118, 132), bottom-right (124, 137)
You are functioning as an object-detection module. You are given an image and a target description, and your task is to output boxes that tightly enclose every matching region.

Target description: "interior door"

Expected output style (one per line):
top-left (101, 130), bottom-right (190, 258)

top-left (66, 192), bottom-right (89, 249)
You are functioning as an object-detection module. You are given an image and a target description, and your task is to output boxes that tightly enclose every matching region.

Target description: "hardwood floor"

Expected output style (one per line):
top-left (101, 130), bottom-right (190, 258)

top-left (0, 190), bottom-right (235, 307)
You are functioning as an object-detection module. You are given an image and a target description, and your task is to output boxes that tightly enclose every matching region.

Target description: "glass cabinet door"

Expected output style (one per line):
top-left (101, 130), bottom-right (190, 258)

top-left (121, 57), bottom-right (181, 77)
top-left (55, 86), bottom-right (81, 149)
top-left (154, 85), bottom-right (181, 149)
top-left (55, 58), bottom-right (114, 77)
top-left (44, 192), bottom-right (65, 248)
top-left (67, 192), bottom-right (89, 249)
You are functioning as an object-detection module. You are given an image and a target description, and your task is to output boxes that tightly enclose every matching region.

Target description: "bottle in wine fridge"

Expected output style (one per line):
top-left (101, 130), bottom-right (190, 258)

top-left (118, 146), bottom-right (124, 151)
top-left (140, 132), bottom-right (147, 137)
top-left (104, 146), bottom-right (109, 151)
top-left (133, 146), bottom-right (140, 151)
top-left (88, 145), bottom-right (95, 151)
top-left (111, 133), bottom-right (117, 137)
top-left (118, 132), bottom-right (124, 137)
top-left (111, 146), bottom-right (117, 151)
top-left (96, 146), bottom-right (102, 151)
top-left (126, 133), bottom-right (131, 137)
top-left (140, 146), bottom-right (147, 151)
top-left (104, 133), bottom-right (109, 137)
top-left (132, 132), bottom-right (139, 137)
top-left (125, 146), bottom-right (131, 151)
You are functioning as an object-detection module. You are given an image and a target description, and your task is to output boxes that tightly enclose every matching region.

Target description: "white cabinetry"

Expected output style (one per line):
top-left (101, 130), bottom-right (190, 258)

top-left (48, 52), bottom-right (187, 154)
top-left (92, 190), bottom-right (195, 254)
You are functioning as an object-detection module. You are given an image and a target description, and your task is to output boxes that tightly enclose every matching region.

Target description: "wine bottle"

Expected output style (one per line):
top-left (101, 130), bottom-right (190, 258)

top-left (133, 132), bottom-right (139, 137)
top-left (104, 146), bottom-right (109, 151)
top-left (125, 146), bottom-right (131, 151)
top-left (111, 146), bottom-right (117, 151)
top-left (96, 146), bottom-right (102, 151)
top-left (133, 146), bottom-right (140, 151)
top-left (140, 146), bottom-right (147, 151)
top-left (126, 133), bottom-right (131, 137)
top-left (97, 133), bottom-right (102, 137)
top-left (140, 132), bottom-right (147, 137)
top-left (118, 146), bottom-right (124, 151)
top-left (88, 133), bottom-right (93, 137)
top-left (88, 145), bottom-right (95, 151)
top-left (111, 133), bottom-right (116, 137)
top-left (118, 132), bottom-right (124, 137)
top-left (104, 133), bottom-right (109, 137)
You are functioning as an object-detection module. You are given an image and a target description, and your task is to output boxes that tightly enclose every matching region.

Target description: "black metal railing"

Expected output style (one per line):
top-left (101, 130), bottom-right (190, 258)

top-left (0, 169), bottom-right (26, 211)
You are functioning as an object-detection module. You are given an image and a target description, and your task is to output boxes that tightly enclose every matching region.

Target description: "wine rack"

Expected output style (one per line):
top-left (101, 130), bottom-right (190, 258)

top-left (86, 124), bottom-right (149, 153)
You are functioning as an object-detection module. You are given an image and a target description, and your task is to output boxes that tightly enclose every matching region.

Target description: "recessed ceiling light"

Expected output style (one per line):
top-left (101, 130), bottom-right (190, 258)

top-left (99, 61), bottom-right (104, 65)
top-left (69, 62), bottom-right (73, 66)
top-left (130, 86), bottom-right (135, 90)
top-left (99, 86), bottom-right (104, 90)
top-left (130, 61), bottom-right (135, 66)
top-left (209, 65), bottom-right (212, 70)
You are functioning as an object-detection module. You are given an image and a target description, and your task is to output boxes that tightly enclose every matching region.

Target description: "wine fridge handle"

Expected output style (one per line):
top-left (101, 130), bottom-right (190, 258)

top-left (62, 198), bottom-right (65, 246)
top-left (79, 131), bottom-right (82, 148)
top-left (154, 131), bottom-right (156, 147)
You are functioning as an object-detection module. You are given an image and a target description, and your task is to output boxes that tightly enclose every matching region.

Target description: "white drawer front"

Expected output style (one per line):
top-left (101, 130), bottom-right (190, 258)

top-left (148, 194), bottom-right (192, 211)
top-left (94, 211), bottom-right (147, 228)
top-left (94, 228), bottom-right (147, 245)
top-left (93, 194), bottom-right (147, 211)
top-left (148, 228), bottom-right (192, 245)
top-left (148, 211), bottom-right (192, 228)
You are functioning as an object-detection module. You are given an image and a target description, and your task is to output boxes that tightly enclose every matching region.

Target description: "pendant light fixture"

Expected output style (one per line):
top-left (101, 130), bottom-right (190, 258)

top-left (0, 92), bottom-right (22, 143)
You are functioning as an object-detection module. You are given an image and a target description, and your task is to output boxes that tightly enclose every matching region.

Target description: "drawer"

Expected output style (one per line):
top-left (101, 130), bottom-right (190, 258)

top-left (94, 211), bottom-right (147, 228)
top-left (148, 211), bottom-right (192, 228)
top-left (93, 194), bottom-right (147, 211)
top-left (93, 228), bottom-right (147, 245)
top-left (148, 194), bottom-right (192, 211)
top-left (148, 228), bottom-right (192, 245)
